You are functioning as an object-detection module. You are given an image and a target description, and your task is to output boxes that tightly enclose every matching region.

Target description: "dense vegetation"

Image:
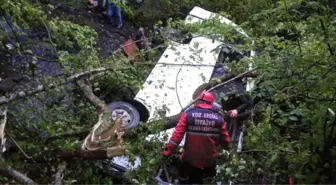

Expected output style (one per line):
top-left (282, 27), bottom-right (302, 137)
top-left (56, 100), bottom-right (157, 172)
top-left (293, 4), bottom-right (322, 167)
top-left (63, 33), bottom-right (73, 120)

top-left (0, 0), bottom-right (335, 184)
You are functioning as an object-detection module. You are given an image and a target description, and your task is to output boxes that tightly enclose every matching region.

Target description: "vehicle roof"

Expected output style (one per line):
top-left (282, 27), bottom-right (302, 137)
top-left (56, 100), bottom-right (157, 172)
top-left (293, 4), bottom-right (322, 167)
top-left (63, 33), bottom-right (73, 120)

top-left (185, 6), bottom-right (256, 92)
top-left (185, 6), bottom-right (250, 38)
top-left (134, 36), bottom-right (223, 120)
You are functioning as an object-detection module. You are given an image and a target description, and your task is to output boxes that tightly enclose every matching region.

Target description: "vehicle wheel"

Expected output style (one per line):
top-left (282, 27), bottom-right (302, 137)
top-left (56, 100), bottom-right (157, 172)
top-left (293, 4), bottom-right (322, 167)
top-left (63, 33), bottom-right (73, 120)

top-left (107, 101), bottom-right (140, 130)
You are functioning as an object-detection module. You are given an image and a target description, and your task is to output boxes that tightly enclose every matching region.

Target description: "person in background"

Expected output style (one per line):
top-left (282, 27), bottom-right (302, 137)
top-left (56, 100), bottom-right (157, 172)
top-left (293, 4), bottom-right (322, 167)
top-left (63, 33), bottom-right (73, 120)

top-left (106, 0), bottom-right (123, 28)
top-left (163, 91), bottom-right (232, 184)
top-left (221, 93), bottom-right (253, 120)
top-left (87, 0), bottom-right (98, 9)
top-left (135, 27), bottom-right (152, 59)
top-left (87, 0), bottom-right (106, 11)
top-left (135, 27), bottom-right (151, 50)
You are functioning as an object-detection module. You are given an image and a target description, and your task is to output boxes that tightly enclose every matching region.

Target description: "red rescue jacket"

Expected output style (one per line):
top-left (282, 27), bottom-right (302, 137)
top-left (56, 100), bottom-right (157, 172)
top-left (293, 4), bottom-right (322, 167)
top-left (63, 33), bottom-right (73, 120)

top-left (163, 103), bottom-right (231, 168)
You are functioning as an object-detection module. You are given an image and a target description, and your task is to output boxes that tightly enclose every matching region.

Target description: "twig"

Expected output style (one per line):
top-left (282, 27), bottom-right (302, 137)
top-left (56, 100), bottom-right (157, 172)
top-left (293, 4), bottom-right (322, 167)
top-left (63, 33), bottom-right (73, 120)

top-left (138, 62), bottom-right (226, 67)
top-left (55, 162), bottom-right (67, 185)
top-left (328, 108), bottom-right (336, 147)
top-left (320, 19), bottom-right (334, 56)
top-left (162, 163), bottom-right (171, 183)
top-left (43, 22), bottom-right (58, 54)
top-left (0, 107), bottom-right (7, 153)
top-left (323, 109), bottom-right (329, 147)
top-left (23, 52), bottom-right (59, 63)
top-left (5, 131), bottom-right (52, 181)
top-left (45, 128), bottom-right (91, 142)
top-left (5, 131), bottom-right (31, 159)
top-left (237, 149), bottom-right (267, 154)
top-left (7, 112), bottom-right (40, 138)
top-left (175, 60), bottom-right (185, 110)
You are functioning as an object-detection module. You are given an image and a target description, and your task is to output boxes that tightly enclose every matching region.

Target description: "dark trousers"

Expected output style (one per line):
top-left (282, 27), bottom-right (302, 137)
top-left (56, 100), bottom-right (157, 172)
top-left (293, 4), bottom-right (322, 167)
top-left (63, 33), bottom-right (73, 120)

top-left (178, 160), bottom-right (216, 184)
top-left (107, 3), bottom-right (122, 25)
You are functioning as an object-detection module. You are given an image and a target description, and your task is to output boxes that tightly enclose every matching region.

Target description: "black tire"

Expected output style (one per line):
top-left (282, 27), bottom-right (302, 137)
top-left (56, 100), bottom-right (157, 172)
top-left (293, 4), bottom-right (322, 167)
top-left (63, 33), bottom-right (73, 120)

top-left (107, 101), bottom-right (140, 130)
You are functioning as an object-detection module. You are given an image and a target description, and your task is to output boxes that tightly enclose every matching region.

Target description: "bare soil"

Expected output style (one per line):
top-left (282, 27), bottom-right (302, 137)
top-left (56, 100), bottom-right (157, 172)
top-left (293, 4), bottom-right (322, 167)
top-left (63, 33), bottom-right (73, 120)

top-left (52, 3), bottom-right (139, 59)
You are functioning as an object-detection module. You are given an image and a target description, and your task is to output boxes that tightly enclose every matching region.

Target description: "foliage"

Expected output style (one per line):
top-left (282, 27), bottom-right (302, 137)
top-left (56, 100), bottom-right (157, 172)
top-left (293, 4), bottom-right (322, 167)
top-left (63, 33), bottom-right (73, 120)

top-left (131, 0), bottom-right (272, 27)
top-left (218, 0), bottom-right (336, 184)
top-left (123, 120), bottom-right (167, 184)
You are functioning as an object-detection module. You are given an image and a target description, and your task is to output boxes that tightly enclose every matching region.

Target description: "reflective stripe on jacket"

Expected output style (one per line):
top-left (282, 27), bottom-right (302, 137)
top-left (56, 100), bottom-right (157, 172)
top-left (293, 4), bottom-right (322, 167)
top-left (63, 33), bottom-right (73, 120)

top-left (163, 103), bottom-right (231, 168)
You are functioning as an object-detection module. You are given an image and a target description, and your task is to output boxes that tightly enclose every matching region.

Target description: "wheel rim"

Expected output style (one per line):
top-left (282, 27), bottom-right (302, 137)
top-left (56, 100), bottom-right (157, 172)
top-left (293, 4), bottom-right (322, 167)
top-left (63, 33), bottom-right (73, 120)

top-left (111, 108), bottom-right (133, 127)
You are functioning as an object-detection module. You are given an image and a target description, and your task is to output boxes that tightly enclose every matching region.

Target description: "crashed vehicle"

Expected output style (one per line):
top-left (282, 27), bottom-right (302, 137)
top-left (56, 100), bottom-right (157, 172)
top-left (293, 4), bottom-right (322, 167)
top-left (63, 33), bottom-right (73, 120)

top-left (105, 6), bottom-right (256, 183)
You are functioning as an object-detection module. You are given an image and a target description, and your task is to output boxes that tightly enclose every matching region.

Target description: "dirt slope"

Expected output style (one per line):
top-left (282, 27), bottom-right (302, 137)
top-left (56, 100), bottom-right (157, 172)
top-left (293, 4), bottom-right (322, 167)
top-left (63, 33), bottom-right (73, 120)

top-left (52, 3), bottom-right (138, 59)
top-left (0, 3), bottom-right (138, 94)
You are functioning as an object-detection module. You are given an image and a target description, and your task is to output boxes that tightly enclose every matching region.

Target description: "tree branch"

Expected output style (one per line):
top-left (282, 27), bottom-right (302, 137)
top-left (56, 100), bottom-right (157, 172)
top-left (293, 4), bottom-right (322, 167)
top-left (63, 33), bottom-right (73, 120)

top-left (320, 19), bottom-right (334, 56)
top-left (192, 70), bottom-right (258, 100)
top-left (0, 107), bottom-right (7, 153)
top-left (0, 66), bottom-right (115, 106)
top-left (184, 68), bottom-right (257, 112)
top-left (55, 162), bottom-right (66, 185)
top-left (45, 128), bottom-right (91, 142)
top-left (43, 21), bottom-right (58, 54)
top-left (0, 157), bottom-right (37, 185)
top-left (208, 68), bottom-right (258, 92)
top-left (237, 149), bottom-right (267, 154)
top-left (76, 78), bottom-right (107, 113)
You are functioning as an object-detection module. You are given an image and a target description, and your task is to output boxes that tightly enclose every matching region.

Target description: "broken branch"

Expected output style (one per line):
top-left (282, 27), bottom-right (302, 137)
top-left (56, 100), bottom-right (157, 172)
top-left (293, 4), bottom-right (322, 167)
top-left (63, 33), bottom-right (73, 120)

top-left (76, 78), bottom-right (126, 158)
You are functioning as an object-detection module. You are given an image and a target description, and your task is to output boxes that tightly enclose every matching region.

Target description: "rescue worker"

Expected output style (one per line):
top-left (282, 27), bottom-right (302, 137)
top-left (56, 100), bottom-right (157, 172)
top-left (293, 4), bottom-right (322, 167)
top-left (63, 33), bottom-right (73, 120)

top-left (163, 91), bottom-right (232, 184)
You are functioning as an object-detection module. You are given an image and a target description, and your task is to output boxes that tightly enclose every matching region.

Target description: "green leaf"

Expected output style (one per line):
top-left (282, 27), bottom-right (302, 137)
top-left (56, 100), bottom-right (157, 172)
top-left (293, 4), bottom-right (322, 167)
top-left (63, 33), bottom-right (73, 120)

top-left (289, 116), bottom-right (299, 121)
top-left (270, 153), bottom-right (278, 163)
top-left (238, 165), bottom-right (246, 171)
top-left (149, 159), bottom-right (156, 165)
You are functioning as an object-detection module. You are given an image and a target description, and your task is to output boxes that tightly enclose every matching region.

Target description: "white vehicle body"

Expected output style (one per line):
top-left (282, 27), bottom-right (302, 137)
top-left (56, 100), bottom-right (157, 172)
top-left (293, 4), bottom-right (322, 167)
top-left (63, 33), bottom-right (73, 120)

top-left (110, 6), bottom-right (255, 172)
